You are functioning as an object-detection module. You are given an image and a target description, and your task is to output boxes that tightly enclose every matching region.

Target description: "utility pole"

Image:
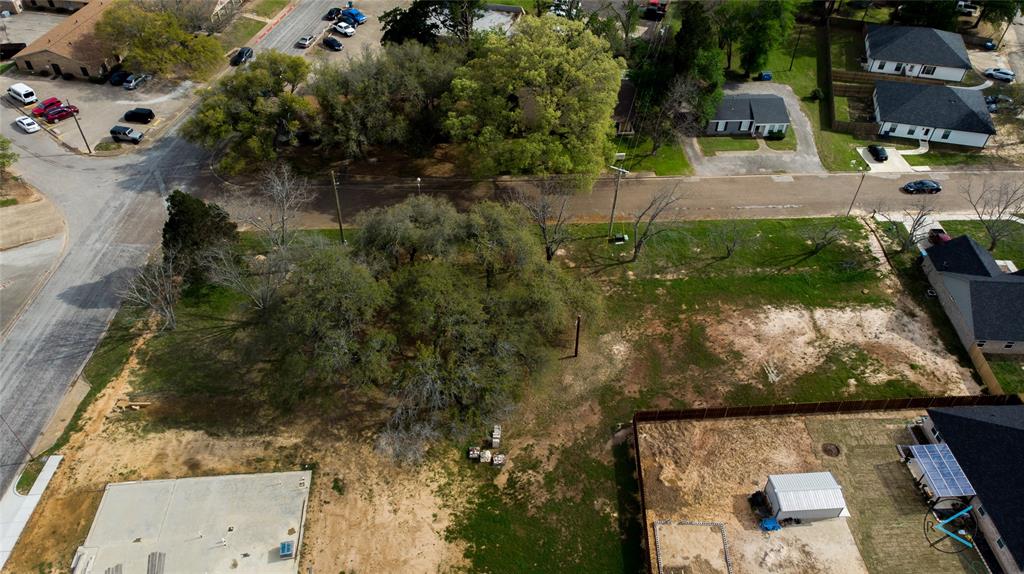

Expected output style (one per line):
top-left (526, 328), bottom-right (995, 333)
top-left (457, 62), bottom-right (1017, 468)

top-left (416, 177), bottom-right (422, 194)
top-left (997, 17), bottom-right (1014, 49)
top-left (788, 26), bottom-right (805, 71)
top-left (66, 99), bottom-right (92, 154)
top-left (846, 163), bottom-right (866, 216)
top-left (607, 165), bottom-right (629, 237)
top-left (330, 170), bottom-right (346, 244)
top-left (573, 314), bottom-right (581, 358)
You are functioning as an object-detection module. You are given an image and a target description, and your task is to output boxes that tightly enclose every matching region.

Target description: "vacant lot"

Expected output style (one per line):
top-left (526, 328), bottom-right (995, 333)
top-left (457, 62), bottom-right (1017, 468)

top-left (638, 413), bottom-right (989, 574)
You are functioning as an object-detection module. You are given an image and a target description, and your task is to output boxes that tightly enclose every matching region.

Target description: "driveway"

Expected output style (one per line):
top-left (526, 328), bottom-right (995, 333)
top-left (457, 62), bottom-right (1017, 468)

top-left (683, 81), bottom-right (825, 176)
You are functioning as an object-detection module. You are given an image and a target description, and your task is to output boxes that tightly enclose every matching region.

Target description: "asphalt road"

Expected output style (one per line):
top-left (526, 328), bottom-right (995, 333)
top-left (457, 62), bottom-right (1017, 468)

top-left (255, 0), bottom-right (335, 55)
top-left (0, 113), bottom-right (206, 495)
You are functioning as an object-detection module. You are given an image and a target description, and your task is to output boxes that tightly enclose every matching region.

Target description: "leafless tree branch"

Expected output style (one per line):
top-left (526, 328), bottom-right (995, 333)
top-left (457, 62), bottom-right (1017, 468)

top-left (961, 180), bottom-right (1024, 252)
top-left (120, 251), bottom-right (182, 331)
top-left (630, 186), bottom-right (682, 262)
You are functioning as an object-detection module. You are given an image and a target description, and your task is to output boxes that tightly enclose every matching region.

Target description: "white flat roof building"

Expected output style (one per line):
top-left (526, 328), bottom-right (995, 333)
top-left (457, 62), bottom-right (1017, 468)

top-left (71, 471), bottom-right (312, 574)
top-left (765, 471), bottom-right (850, 522)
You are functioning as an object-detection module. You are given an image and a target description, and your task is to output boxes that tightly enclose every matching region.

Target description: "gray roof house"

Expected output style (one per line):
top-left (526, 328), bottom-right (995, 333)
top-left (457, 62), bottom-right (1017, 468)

top-left (922, 236), bottom-right (1024, 354)
top-left (873, 81), bottom-right (995, 147)
top-left (706, 94), bottom-right (790, 137)
top-left (864, 25), bottom-right (971, 82)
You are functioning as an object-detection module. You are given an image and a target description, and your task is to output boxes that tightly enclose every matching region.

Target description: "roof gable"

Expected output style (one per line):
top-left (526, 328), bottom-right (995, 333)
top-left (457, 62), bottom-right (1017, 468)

top-left (866, 25), bottom-right (971, 69)
top-left (874, 82), bottom-right (996, 135)
top-left (928, 406), bottom-right (1024, 569)
top-left (926, 236), bottom-right (1002, 277)
top-left (14, 0), bottom-right (113, 65)
top-left (969, 278), bottom-right (1024, 341)
top-left (713, 94), bottom-right (789, 124)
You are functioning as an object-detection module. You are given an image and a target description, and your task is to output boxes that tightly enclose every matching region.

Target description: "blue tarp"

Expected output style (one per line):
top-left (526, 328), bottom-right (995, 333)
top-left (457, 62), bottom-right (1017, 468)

top-left (760, 517), bottom-right (781, 531)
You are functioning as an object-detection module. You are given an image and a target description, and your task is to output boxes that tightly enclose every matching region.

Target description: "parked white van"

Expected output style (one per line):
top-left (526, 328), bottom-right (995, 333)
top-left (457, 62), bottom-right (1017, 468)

top-left (7, 83), bottom-right (37, 105)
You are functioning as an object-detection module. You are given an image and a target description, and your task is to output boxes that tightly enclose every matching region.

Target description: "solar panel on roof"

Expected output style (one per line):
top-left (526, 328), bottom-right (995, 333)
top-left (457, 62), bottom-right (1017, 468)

top-left (908, 443), bottom-right (976, 498)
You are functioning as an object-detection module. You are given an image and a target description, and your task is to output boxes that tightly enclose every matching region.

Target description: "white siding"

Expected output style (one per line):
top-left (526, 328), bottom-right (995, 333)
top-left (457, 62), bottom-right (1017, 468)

top-left (866, 58), bottom-right (967, 82)
top-left (878, 122), bottom-right (989, 148)
top-left (972, 496), bottom-right (1024, 574)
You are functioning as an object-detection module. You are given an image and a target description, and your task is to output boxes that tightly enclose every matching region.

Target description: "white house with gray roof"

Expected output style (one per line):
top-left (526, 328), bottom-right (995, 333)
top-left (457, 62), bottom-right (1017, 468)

top-left (864, 25), bottom-right (972, 82)
top-left (706, 94), bottom-right (790, 137)
top-left (873, 81), bottom-right (995, 147)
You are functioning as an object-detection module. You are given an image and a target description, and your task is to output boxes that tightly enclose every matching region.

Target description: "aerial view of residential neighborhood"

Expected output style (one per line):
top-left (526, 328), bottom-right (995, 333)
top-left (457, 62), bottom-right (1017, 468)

top-left (1, 0), bottom-right (1024, 572)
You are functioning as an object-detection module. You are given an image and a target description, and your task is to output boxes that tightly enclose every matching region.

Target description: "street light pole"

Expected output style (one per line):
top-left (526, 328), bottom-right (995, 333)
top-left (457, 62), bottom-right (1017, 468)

top-left (330, 170), bottom-right (346, 244)
top-left (416, 177), bottom-right (422, 194)
top-left (608, 165), bottom-right (629, 237)
top-left (65, 98), bottom-right (91, 154)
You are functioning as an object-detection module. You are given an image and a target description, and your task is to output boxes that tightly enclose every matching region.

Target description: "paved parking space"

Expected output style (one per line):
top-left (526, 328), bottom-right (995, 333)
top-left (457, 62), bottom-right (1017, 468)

top-left (857, 146), bottom-right (915, 173)
top-left (1, 73), bottom-right (194, 153)
top-left (0, 11), bottom-right (67, 45)
top-left (255, 0), bottom-right (403, 63)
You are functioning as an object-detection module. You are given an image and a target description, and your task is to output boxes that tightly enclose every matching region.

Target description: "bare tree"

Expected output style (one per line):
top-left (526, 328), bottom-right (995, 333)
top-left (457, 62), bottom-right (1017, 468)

top-left (240, 163), bottom-right (313, 251)
top-left (874, 200), bottom-right (935, 253)
top-left (630, 187), bottom-right (681, 262)
top-left (604, 0), bottom-right (641, 57)
top-left (510, 178), bottom-right (573, 262)
top-left (962, 180), bottom-right (1024, 252)
top-left (120, 251), bottom-right (182, 331)
top-left (203, 245), bottom-right (290, 313)
top-left (802, 217), bottom-right (844, 255)
top-left (710, 219), bottom-right (756, 259)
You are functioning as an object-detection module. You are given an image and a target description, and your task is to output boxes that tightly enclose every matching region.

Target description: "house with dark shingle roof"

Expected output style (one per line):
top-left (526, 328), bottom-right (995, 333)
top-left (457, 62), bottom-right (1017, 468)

top-left (873, 81), bottom-right (995, 148)
top-left (918, 406), bottom-right (1024, 574)
top-left (865, 25), bottom-right (972, 82)
top-left (923, 235), bottom-right (1024, 354)
top-left (705, 94), bottom-right (790, 137)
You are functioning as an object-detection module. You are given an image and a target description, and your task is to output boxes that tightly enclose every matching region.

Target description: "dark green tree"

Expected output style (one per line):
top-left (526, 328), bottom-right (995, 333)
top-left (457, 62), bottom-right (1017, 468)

top-left (738, 0), bottom-right (795, 76)
top-left (380, 1), bottom-right (441, 45)
top-left (674, 0), bottom-right (715, 76)
top-left (161, 190), bottom-right (237, 283)
top-left (895, 0), bottom-right (959, 30)
top-left (971, 0), bottom-right (1024, 29)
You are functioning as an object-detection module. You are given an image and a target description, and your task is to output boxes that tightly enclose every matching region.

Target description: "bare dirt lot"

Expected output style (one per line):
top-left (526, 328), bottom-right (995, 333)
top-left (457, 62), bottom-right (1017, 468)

top-left (637, 413), bottom-right (987, 574)
top-left (3, 338), bottom-right (466, 574)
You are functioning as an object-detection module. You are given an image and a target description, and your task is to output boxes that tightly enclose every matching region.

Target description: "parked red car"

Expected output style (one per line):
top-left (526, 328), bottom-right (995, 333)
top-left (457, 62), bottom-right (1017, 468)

top-left (44, 105), bottom-right (79, 123)
top-left (31, 97), bottom-right (62, 117)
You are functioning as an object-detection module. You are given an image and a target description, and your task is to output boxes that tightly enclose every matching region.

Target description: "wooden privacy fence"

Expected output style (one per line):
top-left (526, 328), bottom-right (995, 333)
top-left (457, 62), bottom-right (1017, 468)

top-left (968, 346), bottom-right (1006, 395)
top-left (829, 16), bottom-right (870, 30)
top-left (832, 119), bottom-right (879, 137)
top-left (832, 69), bottom-right (948, 86)
top-left (833, 83), bottom-right (874, 97)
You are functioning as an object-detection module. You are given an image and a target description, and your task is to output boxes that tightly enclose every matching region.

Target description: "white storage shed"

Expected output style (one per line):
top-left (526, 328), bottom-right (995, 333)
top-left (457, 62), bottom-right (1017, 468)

top-left (764, 472), bottom-right (850, 522)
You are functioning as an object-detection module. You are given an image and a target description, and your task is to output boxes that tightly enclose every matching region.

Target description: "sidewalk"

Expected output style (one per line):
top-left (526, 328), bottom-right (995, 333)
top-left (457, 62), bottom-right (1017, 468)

top-left (0, 455), bottom-right (62, 570)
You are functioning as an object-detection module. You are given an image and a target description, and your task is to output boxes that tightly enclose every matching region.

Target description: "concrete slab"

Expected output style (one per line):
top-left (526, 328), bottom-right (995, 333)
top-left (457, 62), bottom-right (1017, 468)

top-left (857, 146), bottom-right (914, 173)
top-left (72, 471), bottom-right (312, 574)
top-left (0, 455), bottom-right (63, 570)
top-left (0, 11), bottom-right (68, 45)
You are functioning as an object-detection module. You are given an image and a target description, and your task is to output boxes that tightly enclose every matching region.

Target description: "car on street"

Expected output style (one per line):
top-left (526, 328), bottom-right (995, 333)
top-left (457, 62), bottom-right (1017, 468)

top-left (31, 97), bottom-right (62, 117)
top-left (928, 228), bottom-right (952, 245)
top-left (44, 105), bottom-right (79, 123)
top-left (983, 40), bottom-right (997, 50)
top-left (984, 68), bottom-right (1016, 82)
top-left (296, 35), bottom-right (315, 48)
top-left (108, 70), bottom-right (131, 86)
top-left (124, 107), bottom-right (155, 123)
top-left (110, 125), bottom-right (144, 144)
top-left (325, 7), bottom-right (343, 20)
top-left (15, 115), bottom-right (41, 134)
top-left (230, 47), bottom-right (254, 66)
top-left (323, 36), bottom-right (343, 51)
top-left (336, 12), bottom-right (360, 26)
top-left (342, 7), bottom-right (367, 24)
top-left (332, 22), bottom-right (355, 36)
top-left (901, 179), bottom-right (942, 194)
top-left (123, 73), bottom-right (150, 90)
top-left (867, 144), bottom-right (888, 162)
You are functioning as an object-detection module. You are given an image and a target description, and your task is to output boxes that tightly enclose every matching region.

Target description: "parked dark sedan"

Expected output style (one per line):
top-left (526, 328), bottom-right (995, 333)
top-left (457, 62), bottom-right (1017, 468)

top-left (323, 36), bottom-right (343, 51)
top-left (124, 107), bottom-right (155, 124)
top-left (108, 70), bottom-right (131, 86)
top-left (867, 144), bottom-right (888, 162)
top-left (901, 180), bottom-right (942, 194)
top-left (230, 47), bottom-right (254, 66)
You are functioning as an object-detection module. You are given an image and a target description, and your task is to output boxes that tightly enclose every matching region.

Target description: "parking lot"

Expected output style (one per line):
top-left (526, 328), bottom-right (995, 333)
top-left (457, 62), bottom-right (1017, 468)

top-left (255, 0), bottom-right (404, 63)
top-left (0, 10), bottom-right (68, 45)
top-left (2, 73), bottom-right (194, 153)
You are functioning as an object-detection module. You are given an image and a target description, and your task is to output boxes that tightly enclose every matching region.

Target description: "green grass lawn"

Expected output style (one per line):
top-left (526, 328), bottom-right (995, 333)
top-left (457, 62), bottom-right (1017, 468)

top-left (0, 197), bottom-right (17, 208)
top-left (697, 135), bottom-right (759, 155)
top-left (250, 0), bottom-right (289, 18)
top-left (939, 220), bottom-right (1024, 264)
top-left (830, 28), bottom-right (866, 72)
top-left (834, 96), bottom-right (851, 122)
top-left (834, 5), bottom-right (894, 23)
top-left (217, 16), bottom-right (265, 52)
top-left (988, 357), bottom-right (1024, 393)
top-left (613, 136), bottom-right (692, 175)
top-left (766, 128), bottom-right (797, 151)
top-left (902, 145), bottom-right (1012, 168)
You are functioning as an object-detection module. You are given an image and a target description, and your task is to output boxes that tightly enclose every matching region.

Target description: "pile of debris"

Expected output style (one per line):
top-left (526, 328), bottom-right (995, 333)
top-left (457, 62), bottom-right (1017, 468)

top-left (467, 425), bottom-right (506, 467)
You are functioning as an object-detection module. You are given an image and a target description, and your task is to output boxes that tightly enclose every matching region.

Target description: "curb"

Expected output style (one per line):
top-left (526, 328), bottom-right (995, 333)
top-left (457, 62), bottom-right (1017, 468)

top-left (254, 2), bottom-right (297, 44)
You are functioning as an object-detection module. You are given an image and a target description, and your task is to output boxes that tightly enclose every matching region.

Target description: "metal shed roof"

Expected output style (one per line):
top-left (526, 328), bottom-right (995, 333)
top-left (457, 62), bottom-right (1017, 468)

top-left (767, 472), bottom-right (848, 513)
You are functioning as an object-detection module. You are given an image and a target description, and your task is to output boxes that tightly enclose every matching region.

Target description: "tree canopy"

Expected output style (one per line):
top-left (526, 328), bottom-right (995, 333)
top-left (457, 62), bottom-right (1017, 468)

top-left (95, 0), bottom-right (221, 78)
top-left (738, 0), bottom-right (795, 76)
top-left (444, 15), bottom-right (625, 184)
top-left (162, 190), bottom-right (238, 283)
top-left (181, 51), bottom-right (313, 173)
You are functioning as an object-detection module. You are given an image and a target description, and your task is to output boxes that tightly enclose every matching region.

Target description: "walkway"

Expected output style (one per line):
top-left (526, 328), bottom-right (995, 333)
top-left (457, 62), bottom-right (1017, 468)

top-left (0, 456), bottom-right (62, 570)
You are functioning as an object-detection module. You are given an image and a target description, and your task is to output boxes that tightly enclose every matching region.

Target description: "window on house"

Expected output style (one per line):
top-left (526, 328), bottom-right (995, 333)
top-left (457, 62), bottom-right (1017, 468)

top-left (716, 121), bottom-right (726, 132)
top-left (80, 67), bottom-right (89, 77)
top-left (931, 427), bottom-right (939, 435)
top-left (1005, 342), bottom-right (1015, 349)
top-left (997, 538), bottom-right (1005, 549)
top-left (907, 127), bottom-right (916, 136)
top-left (895, 62), bottom-right (904, 72)
top-left (941, 130), bottom-right (951, 140)
top-left (977, 341), bottom-right (987, 348)
top-left (923, 129), bottom-right (930, 136)
top-left (978, 506), bottom-right (986, 516)
top-left (922, 66), bottom-right (937, 75)
top-left (23, 60), bottom-right (33, 71)
top-left (877, 61), bottom-right (887, 70)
